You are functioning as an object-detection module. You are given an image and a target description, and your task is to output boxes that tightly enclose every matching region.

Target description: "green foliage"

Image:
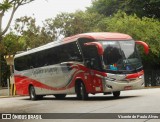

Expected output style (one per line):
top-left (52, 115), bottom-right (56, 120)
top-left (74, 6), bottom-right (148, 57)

top-left (0, 0), bottom-right (35, 11)
top-left (88, 0), bottom-right (160, 18)
top-left (13, 16), bottom-right (54, 49)
top-left (0, 0), bottom-right (35, 40)
top-left (0, 0), bottom-right (12, 11)
top-left (2, 16), bottom-right (54, 55)
top-left (2, 32), bottom-right (24, 54)
top-left (45, 11), bottom-right (104, 38)
top-left (0, 0), bottom-right (35, 86)
top-left (88, 0), bottom-right (121, 17)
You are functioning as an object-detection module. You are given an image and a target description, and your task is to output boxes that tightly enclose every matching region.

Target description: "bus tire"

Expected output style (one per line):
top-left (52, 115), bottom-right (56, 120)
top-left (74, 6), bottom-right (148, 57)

top-left (37, 95), bottom-right (43, 100)
top-left (29, 85), bottom-right (38, 100)
top-left (76, 81), bottom-right (88, 100)
top-left (54, 94), bottom-right (66, 99)
top-left (113, 91), bottom-right (120, 98)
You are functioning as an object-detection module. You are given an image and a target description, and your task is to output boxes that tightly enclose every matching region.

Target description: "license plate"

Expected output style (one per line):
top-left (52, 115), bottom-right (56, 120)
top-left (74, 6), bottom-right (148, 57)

top-left (124, 86), bottom-right (132, 90)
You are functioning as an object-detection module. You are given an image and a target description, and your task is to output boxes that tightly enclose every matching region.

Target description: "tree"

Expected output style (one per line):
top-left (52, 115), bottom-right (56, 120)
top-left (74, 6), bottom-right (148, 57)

top-left (0, 0), bottom-right (35, 86)
top-left (0, 0), bottom-right (35, 41)
top-left (2, 32), bottom-right (25, 54)
top-left (1, 16), bottom-right (54, 87)
top-left (88, 0), bottom-right (160, 18)
top-left (13, 16), bottom-right (54, 49)
top-left (121, 0), bottom-right (160, 18)
top-left (87, 0), bottom-right (122, 17)
top-left (44, 11), bottom-right (104, 38)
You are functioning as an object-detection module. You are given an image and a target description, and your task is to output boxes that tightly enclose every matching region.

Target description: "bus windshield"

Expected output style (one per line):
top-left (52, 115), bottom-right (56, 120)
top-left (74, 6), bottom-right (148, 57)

top-left (99, 40), bottom-right (142, 72)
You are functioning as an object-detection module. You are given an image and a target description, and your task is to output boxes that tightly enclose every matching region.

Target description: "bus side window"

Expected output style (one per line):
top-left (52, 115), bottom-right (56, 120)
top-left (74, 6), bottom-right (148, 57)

top-left (14, 55), bottom-right (30, 71)
top-left (56, 42), bottom-right (83, 63)
top-left (65, 42), bottom-right (82, 62)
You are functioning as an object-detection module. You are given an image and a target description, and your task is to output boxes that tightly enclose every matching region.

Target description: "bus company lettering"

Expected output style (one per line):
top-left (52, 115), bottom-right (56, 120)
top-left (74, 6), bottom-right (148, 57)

top-left (32, 68), bottom-right (58, 77)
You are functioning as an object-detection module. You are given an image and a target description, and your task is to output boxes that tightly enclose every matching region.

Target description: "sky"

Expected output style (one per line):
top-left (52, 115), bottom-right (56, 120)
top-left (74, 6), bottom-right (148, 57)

top-left (2, 0), bottom-right (92, 29)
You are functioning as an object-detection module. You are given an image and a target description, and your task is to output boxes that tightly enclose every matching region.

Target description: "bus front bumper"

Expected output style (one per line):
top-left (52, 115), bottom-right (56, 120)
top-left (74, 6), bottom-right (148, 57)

top-left (103, 77), bottom-right (144, 92)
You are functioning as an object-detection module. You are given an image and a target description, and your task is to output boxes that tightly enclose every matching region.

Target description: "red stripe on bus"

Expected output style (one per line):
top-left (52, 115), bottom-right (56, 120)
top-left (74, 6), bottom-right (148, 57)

top-left (125, 70), bottom-right (144, 79)
top-left (14, 75), bottom-right (74, 91)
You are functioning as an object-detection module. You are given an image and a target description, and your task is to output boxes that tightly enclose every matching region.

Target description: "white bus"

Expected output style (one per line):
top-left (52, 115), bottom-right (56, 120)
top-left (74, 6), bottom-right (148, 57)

top-left (14, 32), bottom-right (149, 100)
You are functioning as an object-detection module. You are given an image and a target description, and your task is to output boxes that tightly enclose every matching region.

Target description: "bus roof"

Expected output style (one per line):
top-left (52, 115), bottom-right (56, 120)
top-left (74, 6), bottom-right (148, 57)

top-left (63, 32), bottom-right (132, 42)
top-left (15, 32), bottom-right (132, 58)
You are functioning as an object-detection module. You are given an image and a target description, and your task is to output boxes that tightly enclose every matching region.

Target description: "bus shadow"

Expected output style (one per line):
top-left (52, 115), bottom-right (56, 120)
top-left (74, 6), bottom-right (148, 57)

top-left (61, 96), bottom-right (139, 101)
top-left (22, 95), bottom-right (140, 101)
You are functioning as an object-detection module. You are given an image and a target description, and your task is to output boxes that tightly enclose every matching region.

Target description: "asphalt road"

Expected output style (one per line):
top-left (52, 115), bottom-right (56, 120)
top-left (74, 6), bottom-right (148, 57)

top-left (0, 88), bottom-right (160, 122)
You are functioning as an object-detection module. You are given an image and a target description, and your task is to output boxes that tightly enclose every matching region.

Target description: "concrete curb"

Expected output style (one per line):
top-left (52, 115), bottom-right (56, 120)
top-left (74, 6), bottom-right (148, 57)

top-left (145, 86), bottom-right (160, 88)
top-left (0, 96), bottom-right (10, 98)
top-left (0, 95), bottom-right (21, 98)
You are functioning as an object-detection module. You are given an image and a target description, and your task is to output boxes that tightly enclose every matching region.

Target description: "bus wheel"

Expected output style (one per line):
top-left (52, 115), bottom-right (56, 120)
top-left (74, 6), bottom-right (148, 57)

top-left (113, 91), bottom-right (120, 98)
top-left (29, 85), bottom-right (37, 100)
top-left (37, 95), bottom-right (43, 100)
top-left (76, 82), bottom-right (88, 100)
top-left (54, 94), bottom-right (66, 99)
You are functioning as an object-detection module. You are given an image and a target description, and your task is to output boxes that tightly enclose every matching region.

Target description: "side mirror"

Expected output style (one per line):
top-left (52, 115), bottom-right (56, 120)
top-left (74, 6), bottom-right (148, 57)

top-left (135, 41), bottom-right (149, 55)
top-left (84, 42), bottom-right (103, 55)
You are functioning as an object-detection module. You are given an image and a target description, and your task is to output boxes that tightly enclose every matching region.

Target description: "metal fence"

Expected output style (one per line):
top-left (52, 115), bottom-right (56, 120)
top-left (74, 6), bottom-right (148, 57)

top-left (144, 70), bottom-right (160, 87)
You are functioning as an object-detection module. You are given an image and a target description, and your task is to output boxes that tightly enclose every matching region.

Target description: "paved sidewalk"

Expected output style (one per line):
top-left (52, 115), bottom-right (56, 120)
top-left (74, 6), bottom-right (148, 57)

top-left (0, 87), bottom-right (10, 98)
